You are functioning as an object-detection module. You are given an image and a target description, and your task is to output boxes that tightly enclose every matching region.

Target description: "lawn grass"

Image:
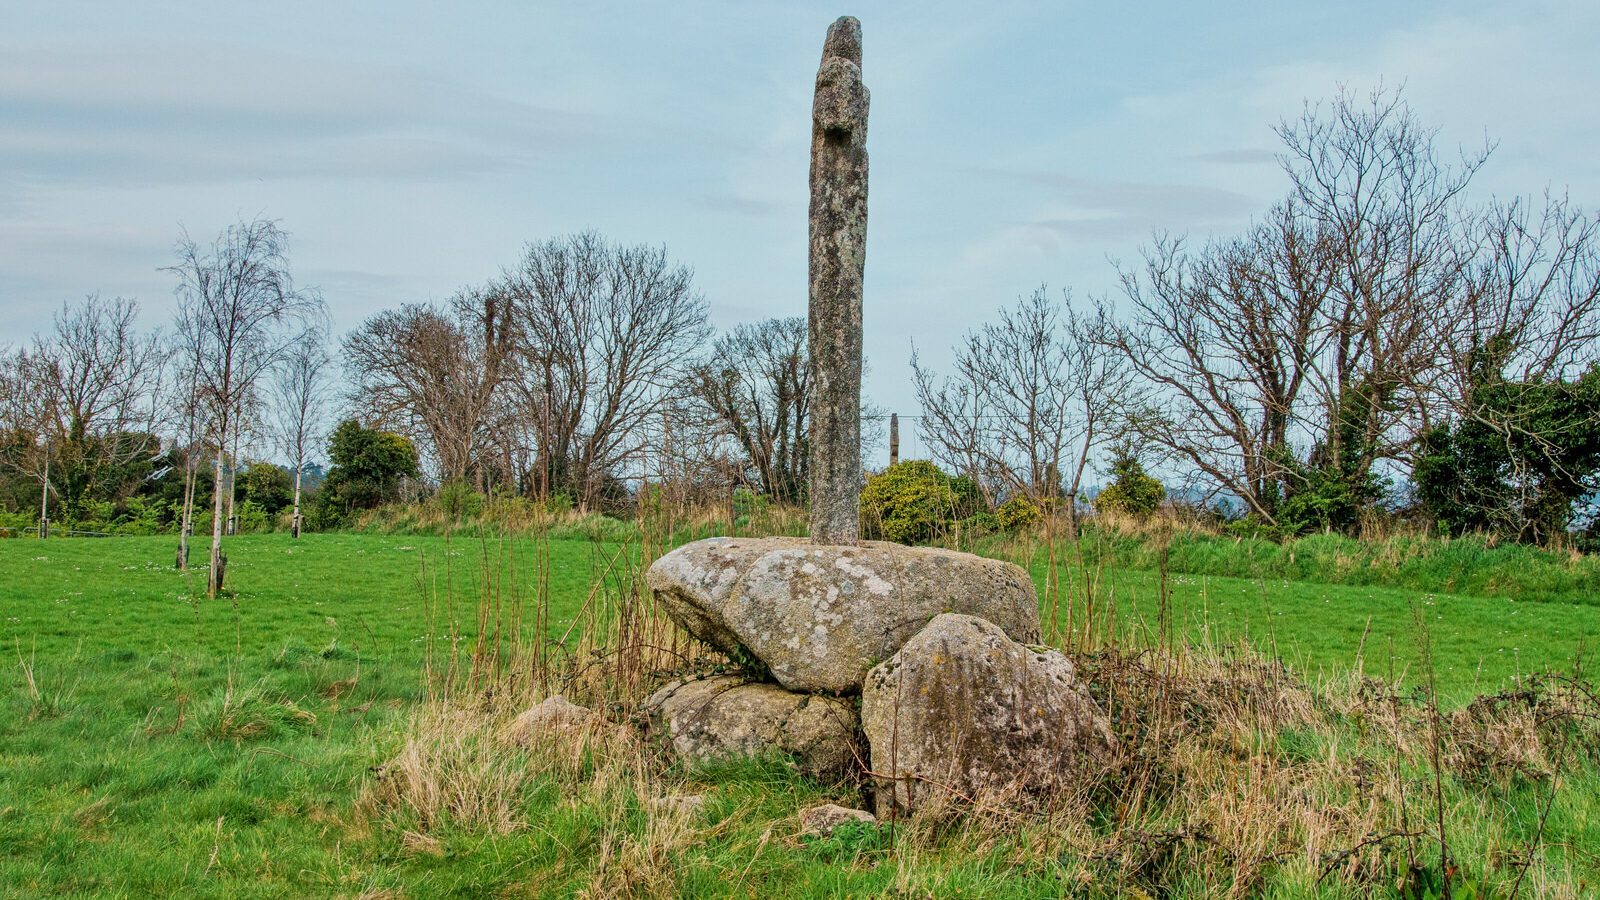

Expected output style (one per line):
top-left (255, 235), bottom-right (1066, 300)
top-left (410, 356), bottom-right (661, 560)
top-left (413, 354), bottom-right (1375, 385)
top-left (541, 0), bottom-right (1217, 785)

top-left (1, 532), bottom-right (1596, 897)
top-left (1007, 543), bottom-right (1597, 703)
top-left (1054, 525), bottom-right (1600, 605)
top-left (0, 532), bottom-right (605, 897)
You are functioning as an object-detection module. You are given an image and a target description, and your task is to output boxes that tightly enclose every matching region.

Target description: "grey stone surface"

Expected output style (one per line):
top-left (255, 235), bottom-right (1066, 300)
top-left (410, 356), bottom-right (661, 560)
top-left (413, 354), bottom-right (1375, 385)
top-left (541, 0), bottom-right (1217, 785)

top-left (502, 694), bottom-right (596, 744)
top-left (808, 15), bottom-right (869, 545)
top-left (646, 536), bottom-right (1040, 694)
top-left (641, 675), bottom-right (861, 780)
top-left (798, 803), bottom-right (876, 836)
top-left (861, 614), bottom-right (1116, 817)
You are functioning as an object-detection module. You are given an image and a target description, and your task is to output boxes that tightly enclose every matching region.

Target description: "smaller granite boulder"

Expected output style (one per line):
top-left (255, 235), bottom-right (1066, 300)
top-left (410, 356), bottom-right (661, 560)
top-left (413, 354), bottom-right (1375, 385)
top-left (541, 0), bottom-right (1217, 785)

top-left (642, 675), bottom-right (861, 780)
top-left (798, 803), bottom-right (876, 837)
top-left (503, 694), bottom-right (596, 745)
top-left (861, 614), bottom-right (1116, 817)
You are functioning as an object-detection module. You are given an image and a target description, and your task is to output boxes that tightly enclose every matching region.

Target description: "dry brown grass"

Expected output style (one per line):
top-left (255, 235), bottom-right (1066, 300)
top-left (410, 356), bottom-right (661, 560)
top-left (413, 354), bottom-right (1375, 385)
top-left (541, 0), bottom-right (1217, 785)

top-left (359, 620), bottom-right (1600, 896)
top-left (358, 679), bottom-right (720, 898)
top-left (355, 508), bottom-right (1600, 897)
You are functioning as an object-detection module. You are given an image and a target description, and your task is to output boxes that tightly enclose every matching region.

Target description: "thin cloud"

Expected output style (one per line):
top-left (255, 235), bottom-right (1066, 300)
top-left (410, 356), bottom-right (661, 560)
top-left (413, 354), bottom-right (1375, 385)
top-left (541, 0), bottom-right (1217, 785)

top-left (695, 192), bottom-right (788, 218)
top-left (1188, 149), bottom-right (1277, 166)
top-left (979, 167), bottom-right (1257, 229)
top-left (0, 43), bottom-right (605, 191)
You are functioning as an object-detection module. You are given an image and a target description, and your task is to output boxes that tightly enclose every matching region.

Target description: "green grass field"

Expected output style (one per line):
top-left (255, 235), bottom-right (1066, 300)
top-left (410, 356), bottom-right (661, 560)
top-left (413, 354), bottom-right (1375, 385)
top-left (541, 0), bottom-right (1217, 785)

top-left (1, 532), bottom-right (1596, 897)
top-left (0, 533), bottom-right (602, 897)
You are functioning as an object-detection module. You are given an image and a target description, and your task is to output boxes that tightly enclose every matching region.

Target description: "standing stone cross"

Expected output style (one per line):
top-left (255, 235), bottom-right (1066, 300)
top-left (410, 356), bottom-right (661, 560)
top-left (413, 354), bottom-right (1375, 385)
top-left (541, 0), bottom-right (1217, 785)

top-left (808, 15), bottom-right (868, 545)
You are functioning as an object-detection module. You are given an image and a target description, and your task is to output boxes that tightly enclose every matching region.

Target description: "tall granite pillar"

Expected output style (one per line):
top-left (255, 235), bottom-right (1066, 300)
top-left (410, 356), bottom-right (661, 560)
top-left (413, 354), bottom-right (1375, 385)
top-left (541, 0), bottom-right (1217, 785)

top-left (808, 15), bottom-right (868, 545)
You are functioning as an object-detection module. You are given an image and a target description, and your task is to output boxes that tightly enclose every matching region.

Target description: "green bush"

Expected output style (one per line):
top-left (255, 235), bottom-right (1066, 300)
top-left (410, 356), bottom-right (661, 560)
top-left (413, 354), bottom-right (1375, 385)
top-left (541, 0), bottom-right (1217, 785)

top-left (315, 420), bottom-right (420, 526)
top-left (860, 460), bottom-right (960, 545)
top-left (235, 500), bottom-right (271, 534)
top-left (960, 511), bottom-right (1000, 536)
top-left (732, 486), bottom-right (769, 528)
top-left (114, 496), bottom-right (172, 534)
top-left (995, 496), bottom-right (1041, 531)
top-left (1095, 445), bottom-right (1166, 519)
top-left (0, 509), bottom-right (33, 536)
top-left (435, 480), bottom-right (486, 521)
top-left (949, 475), bottom-right (986, 519)
top-left (239, 462), bottom-right (293, 517)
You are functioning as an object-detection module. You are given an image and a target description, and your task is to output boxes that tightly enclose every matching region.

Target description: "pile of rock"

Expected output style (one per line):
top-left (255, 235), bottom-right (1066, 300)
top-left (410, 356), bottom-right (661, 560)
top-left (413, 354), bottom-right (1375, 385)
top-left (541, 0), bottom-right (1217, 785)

top-left (642, 536), bottom-right (1116, 817)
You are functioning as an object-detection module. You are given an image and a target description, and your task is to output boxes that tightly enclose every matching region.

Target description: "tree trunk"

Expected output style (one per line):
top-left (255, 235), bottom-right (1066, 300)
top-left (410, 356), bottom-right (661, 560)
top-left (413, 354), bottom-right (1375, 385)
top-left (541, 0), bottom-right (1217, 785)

top-left (209, 445), bottom-right (226, 596)
top-left (225, 432), bottom-right (238, 536)
top-left (291, 464), bottom-right (303, 538)
top-left (38, 446), bottom-right (49, 539)
top-left (177, 456), bottom-right (195, 569)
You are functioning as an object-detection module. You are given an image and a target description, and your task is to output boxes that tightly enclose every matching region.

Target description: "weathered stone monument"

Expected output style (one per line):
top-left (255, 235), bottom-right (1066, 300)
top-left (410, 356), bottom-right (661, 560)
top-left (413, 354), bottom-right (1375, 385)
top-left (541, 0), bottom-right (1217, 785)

top-left (639, 16), bottom-right (1114, 817)
top-left (807, 15), bottom-right (869, 546)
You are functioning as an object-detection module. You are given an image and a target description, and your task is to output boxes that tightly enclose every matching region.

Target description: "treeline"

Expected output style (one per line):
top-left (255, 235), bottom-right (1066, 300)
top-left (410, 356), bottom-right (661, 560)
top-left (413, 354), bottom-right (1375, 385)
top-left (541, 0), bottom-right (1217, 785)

top-left (2, 88), bottom-right (1597, 558)
top-left (0, 226), bottom-right (810, 567)
top-left (914, 88), bottom-right (1600, 546)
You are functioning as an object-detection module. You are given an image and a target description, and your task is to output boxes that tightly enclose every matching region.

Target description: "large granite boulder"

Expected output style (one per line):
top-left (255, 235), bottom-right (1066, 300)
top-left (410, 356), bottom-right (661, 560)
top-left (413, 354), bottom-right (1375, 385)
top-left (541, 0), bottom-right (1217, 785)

top-left (641, 674), bottom-right (861, 780)
top-left (646, 537), bottom-right (1039, 694)
top-left (861, 614), bottom-right (1116, 817)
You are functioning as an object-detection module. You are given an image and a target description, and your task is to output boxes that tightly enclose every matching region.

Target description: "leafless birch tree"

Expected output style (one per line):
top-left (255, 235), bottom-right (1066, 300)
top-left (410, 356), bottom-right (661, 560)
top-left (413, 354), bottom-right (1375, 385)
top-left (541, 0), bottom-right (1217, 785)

top-left (169, 218), bottom-right (322, 596)
top-left (271, 329), bottom-right (332, 536)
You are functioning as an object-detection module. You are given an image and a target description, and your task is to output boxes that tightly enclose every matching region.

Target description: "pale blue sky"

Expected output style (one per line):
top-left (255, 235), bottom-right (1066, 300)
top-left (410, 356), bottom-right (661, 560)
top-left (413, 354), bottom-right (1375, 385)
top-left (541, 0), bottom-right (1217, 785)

top-left (3, 0), bottom-right (1598, 459)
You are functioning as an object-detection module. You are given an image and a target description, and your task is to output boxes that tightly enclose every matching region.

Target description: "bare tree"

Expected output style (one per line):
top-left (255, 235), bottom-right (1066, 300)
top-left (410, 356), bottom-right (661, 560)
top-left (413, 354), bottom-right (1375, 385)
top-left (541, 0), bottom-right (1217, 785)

top-left (687, 317), bottom-right (811, 502)
top-left (271, 329), bottom-right (332, 537)
top-left (915, 287), bottom-right (1130, 524)
top-left (1103, 206), bottom-right (1331, 521)
top-left (910, 347), bottom-right (993, 496)
top-left (1277, 86), bottom-right (1486, 478)
top-left (169, 218), bottom-right (322, 596)
top-left (1102, 87), bottom-right (1487, 524)
top-left (1450, 193), bottom-right (1600, 390)
top-left (169, 340), bottom-right (208, 569)
top-left (1409, 193), bottom-right (1600, 536)
top-left (344, 286), bottom-right (513, 487)
top-left (500, 231), bottom-right (709, 509)
top-left (1, 296), bottom-right (163, 534)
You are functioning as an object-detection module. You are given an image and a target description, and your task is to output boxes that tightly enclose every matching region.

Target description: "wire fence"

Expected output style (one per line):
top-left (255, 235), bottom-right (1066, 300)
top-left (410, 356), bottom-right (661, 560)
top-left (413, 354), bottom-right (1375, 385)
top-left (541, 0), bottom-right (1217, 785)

top-left (0, 526), bottom-right (113, 538)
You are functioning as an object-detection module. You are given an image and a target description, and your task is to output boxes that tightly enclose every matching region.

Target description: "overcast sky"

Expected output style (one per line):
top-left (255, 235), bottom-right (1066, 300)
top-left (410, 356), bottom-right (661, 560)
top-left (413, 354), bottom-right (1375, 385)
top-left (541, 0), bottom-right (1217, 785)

top-left (3, 0), bottom-right (1598, 461)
